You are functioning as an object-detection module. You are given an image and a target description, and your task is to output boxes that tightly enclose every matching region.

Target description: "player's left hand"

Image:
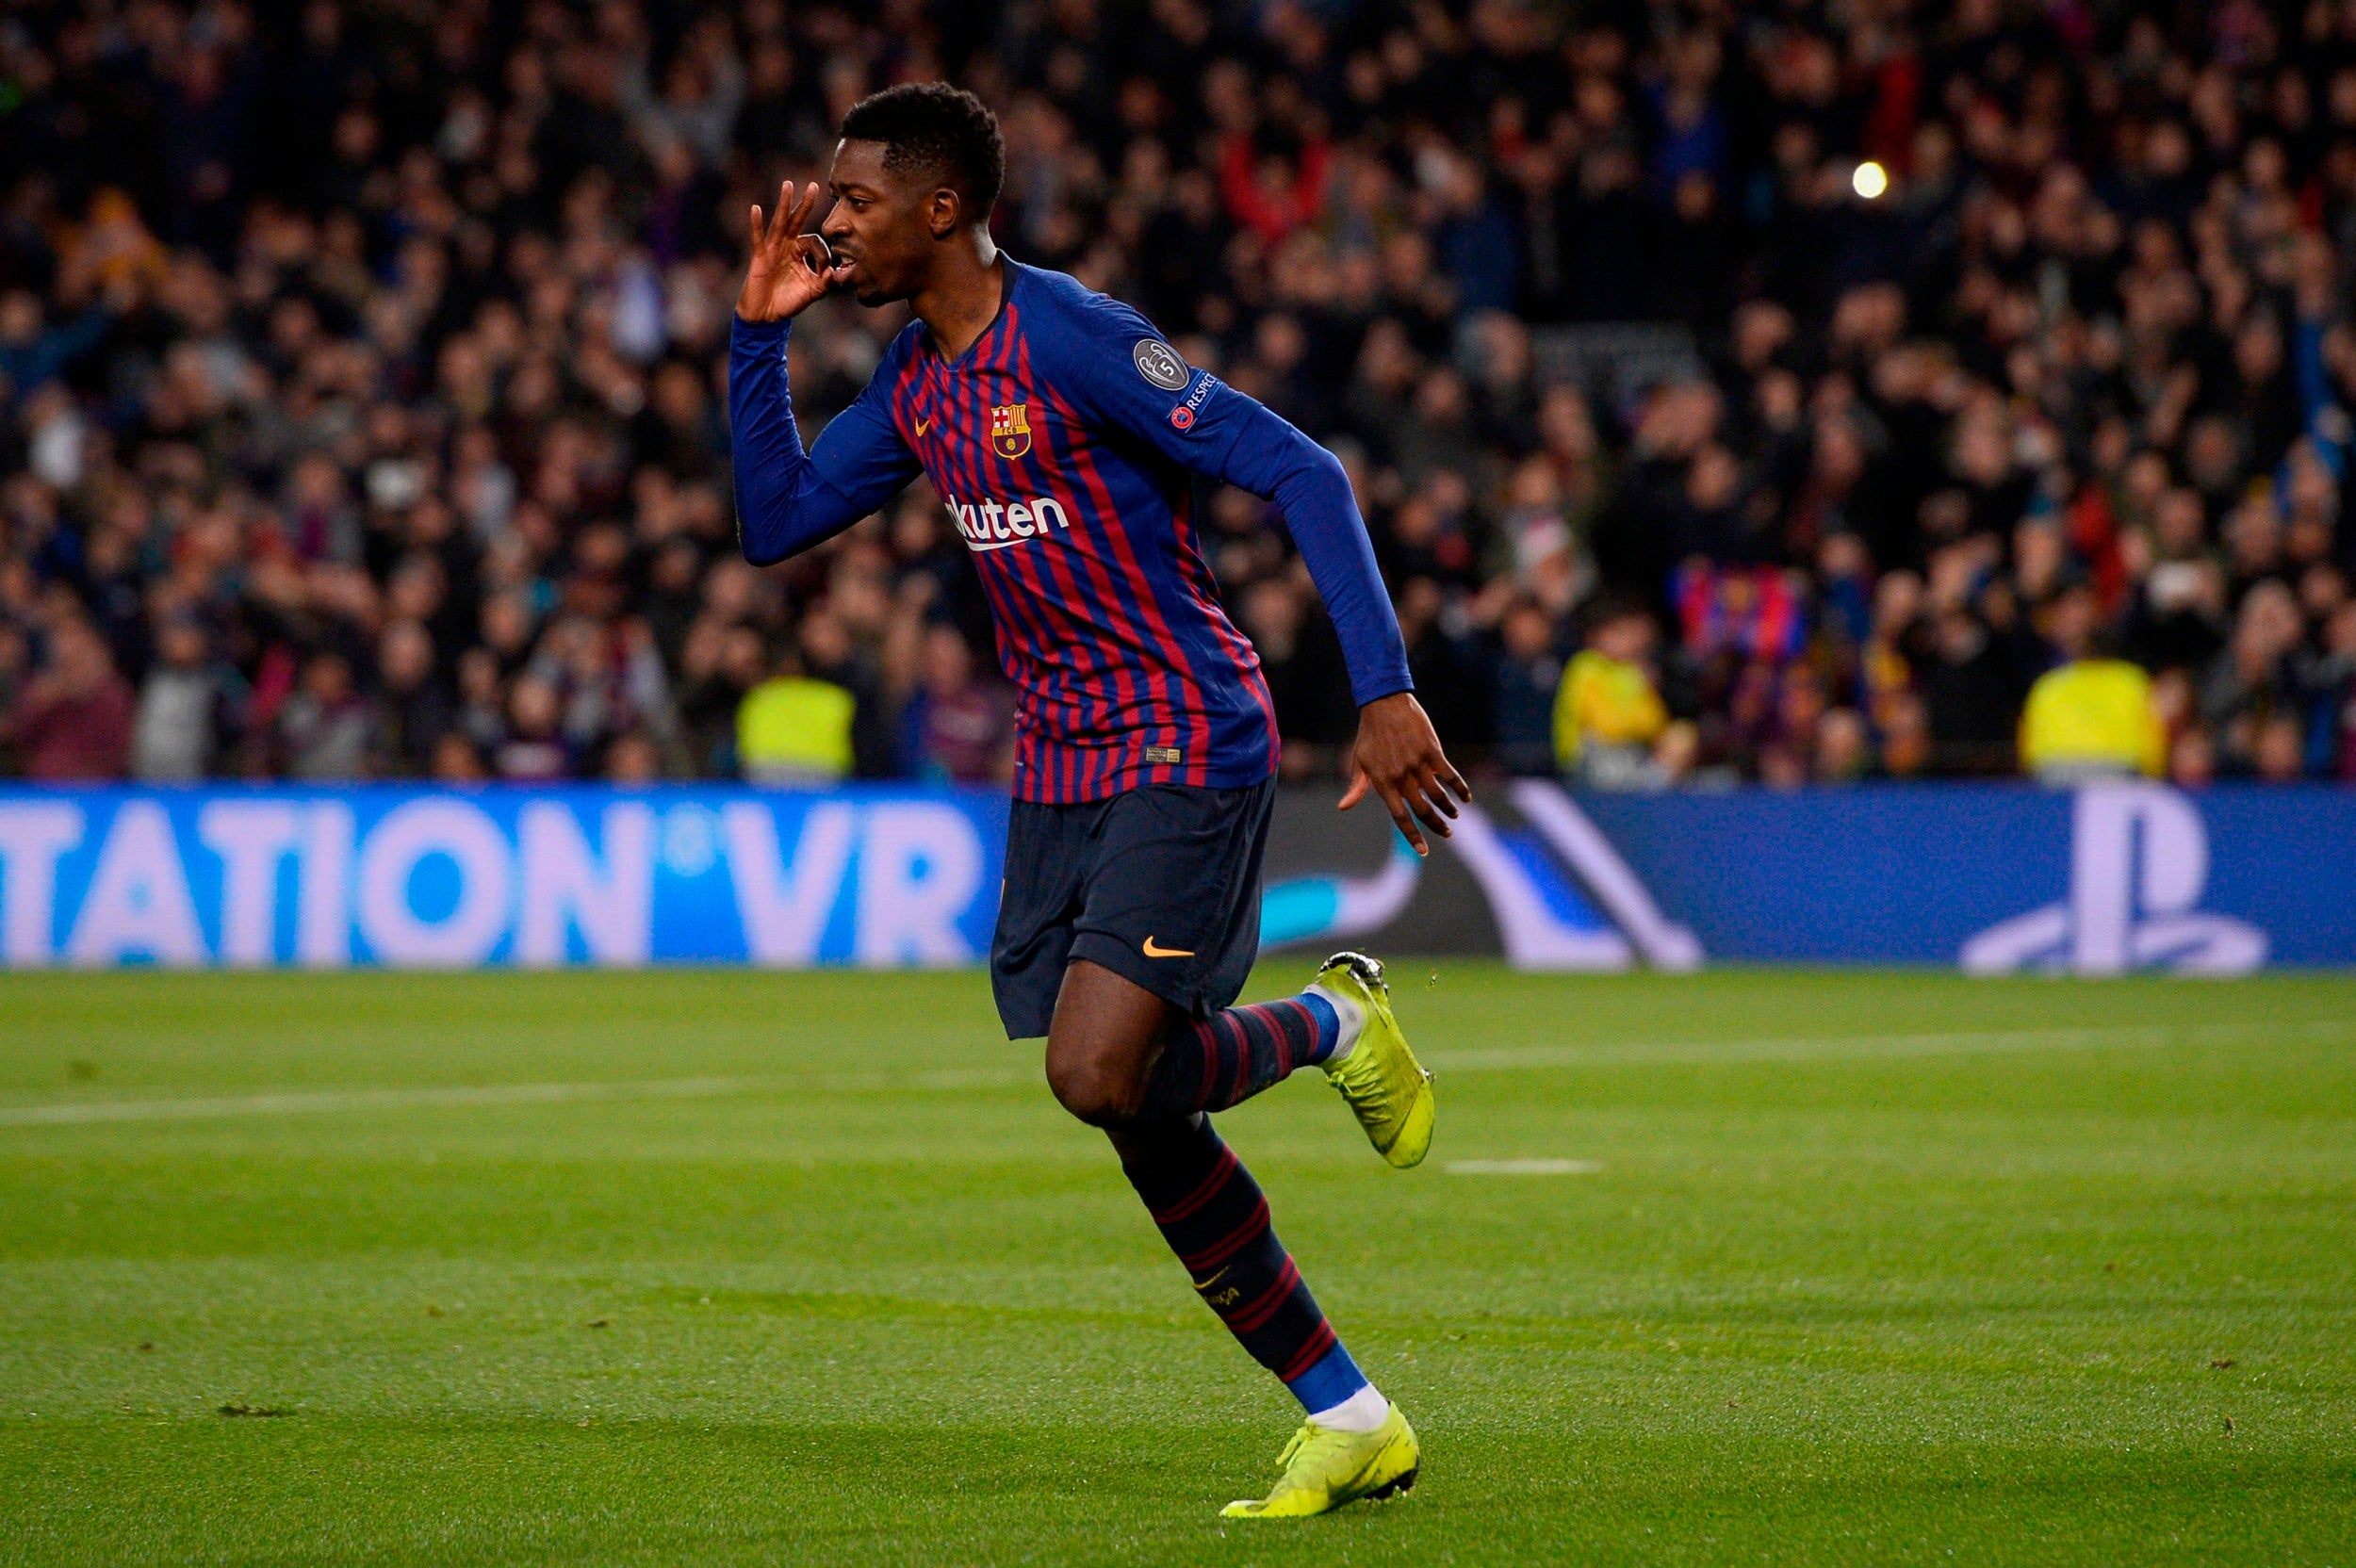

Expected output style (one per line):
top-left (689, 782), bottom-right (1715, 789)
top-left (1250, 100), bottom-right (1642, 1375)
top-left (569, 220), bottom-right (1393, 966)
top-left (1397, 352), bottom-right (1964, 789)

top-left (1339, 692), bottom-right (1471, 857)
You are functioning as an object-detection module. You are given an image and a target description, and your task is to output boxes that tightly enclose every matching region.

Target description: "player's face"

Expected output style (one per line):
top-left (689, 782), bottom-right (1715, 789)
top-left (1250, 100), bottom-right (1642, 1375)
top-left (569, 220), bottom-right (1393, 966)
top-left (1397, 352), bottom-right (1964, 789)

top-left (821, 139), bottom-right (939, 307)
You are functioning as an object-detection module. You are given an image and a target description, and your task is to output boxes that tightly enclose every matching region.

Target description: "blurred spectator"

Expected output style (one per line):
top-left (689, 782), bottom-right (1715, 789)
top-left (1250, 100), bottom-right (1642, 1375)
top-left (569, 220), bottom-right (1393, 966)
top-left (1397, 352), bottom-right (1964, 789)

top-left (795, 602), bottom-right (895, 778)
top-left (899, 625), bottom-right (1013, 784)
top-left (495, 677), bottom-right (573, 783)
top-left (2019, 588), bottom-right (2166, 784)
top-left (605, 730), bottom-right (664, 784)
top-left (1490, 596), bottom-right (1564, 776)
top-left (1814, 708), bottom-right (1871, 784)
top-left (7, 621), bottom-right (133, 781)
top-left (1917, 608), bottom-right (2028, 776)
top-left (0, 289), bottom-right (116, 394)
top-left (371, 622), bottom-right (454, 777)
top-left (1553, 599), bottom-right (1677, 790)
top-left (133, 618), bottom-right (243, 781)
top-left (2202, 581), bottom-right (2307, 776)
top-left (275, 652), bottom-right (373, 781)
top-left (738, 648), bottom-right (855, 786)
top-left (2170, 725), bottom-right (2220, 791)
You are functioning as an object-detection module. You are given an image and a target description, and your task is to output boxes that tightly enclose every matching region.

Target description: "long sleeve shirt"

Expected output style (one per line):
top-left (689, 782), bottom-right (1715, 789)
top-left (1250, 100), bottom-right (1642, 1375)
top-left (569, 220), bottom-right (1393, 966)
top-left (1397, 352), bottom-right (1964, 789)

top-left (729, 258), bottom-right (1411, 802)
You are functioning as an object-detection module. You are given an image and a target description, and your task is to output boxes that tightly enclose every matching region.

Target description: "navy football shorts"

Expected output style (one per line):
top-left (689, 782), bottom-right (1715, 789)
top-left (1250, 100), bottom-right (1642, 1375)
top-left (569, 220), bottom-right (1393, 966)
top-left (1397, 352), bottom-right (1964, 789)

top-left (990, 778), bottom-right (1276, 1040)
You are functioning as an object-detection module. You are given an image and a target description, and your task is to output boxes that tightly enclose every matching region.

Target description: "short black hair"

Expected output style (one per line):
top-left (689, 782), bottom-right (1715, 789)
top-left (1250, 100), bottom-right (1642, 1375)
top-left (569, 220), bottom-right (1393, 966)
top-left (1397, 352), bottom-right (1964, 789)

top-left (839, 82), bottom-right (1005, 219)
top-left (1583, 593), bottom-right (1653, 637)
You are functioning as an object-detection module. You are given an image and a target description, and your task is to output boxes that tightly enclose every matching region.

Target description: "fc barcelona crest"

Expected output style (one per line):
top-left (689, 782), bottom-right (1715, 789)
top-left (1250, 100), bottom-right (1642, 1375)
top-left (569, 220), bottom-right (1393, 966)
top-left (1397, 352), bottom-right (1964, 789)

top-left (990, 402), bottom-right (1032, 459)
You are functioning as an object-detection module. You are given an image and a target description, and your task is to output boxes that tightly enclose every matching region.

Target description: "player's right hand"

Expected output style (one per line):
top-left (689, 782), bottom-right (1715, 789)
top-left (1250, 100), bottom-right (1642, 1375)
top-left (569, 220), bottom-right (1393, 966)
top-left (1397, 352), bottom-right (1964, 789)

top-left (735, 180), bottom-right (850, 325)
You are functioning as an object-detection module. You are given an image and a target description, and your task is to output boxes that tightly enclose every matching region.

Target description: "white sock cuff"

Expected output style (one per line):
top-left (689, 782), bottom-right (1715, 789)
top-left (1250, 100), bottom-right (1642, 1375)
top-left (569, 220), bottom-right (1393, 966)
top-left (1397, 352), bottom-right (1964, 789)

top-left (1306, 1382), bottom-right (1390, 1433)
top-left (1304, 983), bottom-right (1366, 1061)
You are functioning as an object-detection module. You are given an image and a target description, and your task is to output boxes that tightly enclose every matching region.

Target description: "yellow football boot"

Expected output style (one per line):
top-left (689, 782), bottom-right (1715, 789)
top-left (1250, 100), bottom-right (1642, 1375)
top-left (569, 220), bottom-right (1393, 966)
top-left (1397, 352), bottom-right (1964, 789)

top-left (1220, 1403), bottom-right (1420, 1518)
top-left (1313, 951), bottom-right (1435, 1168)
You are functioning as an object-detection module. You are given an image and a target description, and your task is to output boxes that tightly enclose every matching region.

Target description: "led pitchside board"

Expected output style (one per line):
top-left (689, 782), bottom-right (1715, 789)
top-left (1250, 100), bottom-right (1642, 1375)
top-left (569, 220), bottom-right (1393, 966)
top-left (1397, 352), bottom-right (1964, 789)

top-left (0, 782), bottom-right (2348, 972)
top-left (1265, 780), bottom-right (2349, 972)
top-left (0, 787), bottom-right (1007, 970)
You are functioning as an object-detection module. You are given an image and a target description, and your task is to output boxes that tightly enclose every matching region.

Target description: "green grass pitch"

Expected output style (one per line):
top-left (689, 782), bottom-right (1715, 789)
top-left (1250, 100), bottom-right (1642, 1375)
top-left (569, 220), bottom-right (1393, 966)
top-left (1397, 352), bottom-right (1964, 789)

top-left (2, 963), bottom-right (2352, 1564)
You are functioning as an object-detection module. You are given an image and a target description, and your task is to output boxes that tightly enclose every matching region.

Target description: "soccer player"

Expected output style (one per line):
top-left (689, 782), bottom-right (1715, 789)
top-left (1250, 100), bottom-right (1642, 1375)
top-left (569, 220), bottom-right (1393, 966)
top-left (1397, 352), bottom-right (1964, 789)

top-left (729, 83), bottom-right (1469, 1518)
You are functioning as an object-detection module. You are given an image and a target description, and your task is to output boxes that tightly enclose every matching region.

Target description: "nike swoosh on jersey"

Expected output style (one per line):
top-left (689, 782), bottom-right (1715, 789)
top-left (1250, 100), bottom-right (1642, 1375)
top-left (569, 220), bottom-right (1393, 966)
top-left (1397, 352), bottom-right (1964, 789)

top-left (913, 416), bottom-right (930, 436)
top-left (1142, 936), bottom-right (1195, 958)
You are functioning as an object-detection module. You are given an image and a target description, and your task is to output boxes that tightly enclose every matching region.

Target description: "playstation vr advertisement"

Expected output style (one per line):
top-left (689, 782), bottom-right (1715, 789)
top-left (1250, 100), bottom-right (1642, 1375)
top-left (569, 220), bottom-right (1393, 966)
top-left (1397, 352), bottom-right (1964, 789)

top-left (0, 783), bottom-right (2347, 972)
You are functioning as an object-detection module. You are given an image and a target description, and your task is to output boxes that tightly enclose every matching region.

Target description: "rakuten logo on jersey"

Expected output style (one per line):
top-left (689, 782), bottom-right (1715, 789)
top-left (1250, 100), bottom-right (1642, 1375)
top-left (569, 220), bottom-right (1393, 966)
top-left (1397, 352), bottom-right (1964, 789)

top-left (943, 493), bottom-right (1072, 553)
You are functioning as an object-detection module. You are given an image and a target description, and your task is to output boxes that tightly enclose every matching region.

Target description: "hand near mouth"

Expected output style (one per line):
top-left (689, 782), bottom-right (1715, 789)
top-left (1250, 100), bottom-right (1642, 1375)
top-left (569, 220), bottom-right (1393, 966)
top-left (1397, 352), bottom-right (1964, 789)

top-left (736, 180), bottom-right (854, 324)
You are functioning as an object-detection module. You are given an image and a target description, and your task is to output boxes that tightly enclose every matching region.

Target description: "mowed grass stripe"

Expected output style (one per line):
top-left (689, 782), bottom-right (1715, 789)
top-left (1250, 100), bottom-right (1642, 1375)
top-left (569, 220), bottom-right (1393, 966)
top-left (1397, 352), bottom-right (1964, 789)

top-left (1425, 1016), bottom-right (2356, 1070)
top-left (13, 1017), bottom-right (2349, 1126)
top-left (0, 1068), bottom-right (1032, 1126)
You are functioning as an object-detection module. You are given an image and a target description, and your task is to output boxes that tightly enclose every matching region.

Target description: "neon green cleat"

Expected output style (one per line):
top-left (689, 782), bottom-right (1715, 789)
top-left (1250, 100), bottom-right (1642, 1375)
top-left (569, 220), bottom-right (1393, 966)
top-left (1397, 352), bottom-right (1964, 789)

top-left (1220, 1403), bottom-right (1420, 1519)
top-left (1314, 952), bottom-right (1435, 1168)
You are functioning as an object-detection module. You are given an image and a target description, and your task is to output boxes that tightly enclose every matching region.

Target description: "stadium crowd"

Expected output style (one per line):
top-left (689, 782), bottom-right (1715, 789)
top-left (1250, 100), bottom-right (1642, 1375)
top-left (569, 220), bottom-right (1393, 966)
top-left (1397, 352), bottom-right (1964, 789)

top-left (3, 0), bottom-right (2355, 788)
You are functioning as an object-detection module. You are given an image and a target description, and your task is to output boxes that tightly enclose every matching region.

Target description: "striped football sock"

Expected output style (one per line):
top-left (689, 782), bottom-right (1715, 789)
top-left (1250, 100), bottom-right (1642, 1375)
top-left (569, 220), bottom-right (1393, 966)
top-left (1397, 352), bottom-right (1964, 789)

top-left (1137, 993), bottom-right (1340, 1117)
top-left (1118, 1113), bottom-right (1373, 1416)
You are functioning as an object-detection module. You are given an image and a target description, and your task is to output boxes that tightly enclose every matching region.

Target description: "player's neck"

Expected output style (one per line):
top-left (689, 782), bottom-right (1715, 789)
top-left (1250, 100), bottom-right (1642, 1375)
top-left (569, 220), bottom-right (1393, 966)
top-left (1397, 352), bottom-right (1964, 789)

top-left (914, 232), bottom-right (1004, 362)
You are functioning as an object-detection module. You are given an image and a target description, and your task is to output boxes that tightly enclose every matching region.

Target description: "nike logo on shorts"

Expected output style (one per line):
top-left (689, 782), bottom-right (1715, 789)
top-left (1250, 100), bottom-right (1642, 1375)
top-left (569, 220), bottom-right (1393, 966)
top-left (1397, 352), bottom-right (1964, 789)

top-left (1142, 936), bottom-right (1194, 958)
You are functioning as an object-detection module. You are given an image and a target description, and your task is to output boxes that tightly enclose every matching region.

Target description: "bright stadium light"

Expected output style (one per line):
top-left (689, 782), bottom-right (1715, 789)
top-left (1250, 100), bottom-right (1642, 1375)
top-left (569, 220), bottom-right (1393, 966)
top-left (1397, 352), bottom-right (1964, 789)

top-left (1853, 160), bottom-right (1890, 200)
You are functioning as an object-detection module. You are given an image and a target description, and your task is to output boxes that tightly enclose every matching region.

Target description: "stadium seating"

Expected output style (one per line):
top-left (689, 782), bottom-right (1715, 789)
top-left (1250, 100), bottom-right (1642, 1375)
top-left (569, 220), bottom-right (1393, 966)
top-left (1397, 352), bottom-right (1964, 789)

top-left (1, 0), bottom-right (2351, 786)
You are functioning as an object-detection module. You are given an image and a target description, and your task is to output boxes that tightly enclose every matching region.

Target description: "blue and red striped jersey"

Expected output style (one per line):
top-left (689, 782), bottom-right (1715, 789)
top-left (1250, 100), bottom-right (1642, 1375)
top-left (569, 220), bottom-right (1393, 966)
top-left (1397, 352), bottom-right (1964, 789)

top-left (730, 259), bottom-right (1410, 804)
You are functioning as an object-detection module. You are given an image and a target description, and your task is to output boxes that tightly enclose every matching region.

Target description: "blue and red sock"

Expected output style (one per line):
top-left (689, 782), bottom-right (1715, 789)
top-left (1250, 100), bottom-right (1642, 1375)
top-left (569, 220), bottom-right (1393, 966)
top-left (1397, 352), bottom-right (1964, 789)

top-left (1137, 992), bottom-right (1340, 1118)
top-left (1118, 1112), bottom-right (1371, 1417)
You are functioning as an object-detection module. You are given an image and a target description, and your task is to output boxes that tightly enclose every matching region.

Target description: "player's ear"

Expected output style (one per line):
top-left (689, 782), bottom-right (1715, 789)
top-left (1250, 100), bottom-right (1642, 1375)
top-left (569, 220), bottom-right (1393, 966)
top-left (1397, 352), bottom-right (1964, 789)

top-left (927, 186), bottom-right (961, 240)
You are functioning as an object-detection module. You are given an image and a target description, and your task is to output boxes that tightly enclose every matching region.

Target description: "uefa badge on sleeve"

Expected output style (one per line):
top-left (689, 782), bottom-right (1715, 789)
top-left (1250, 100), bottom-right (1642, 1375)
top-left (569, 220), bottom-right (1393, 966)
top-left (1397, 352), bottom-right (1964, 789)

top-left (1168, 370), bottom-right (1213, 432)
top-left (1133, 338), bottom-right (1191, 391)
